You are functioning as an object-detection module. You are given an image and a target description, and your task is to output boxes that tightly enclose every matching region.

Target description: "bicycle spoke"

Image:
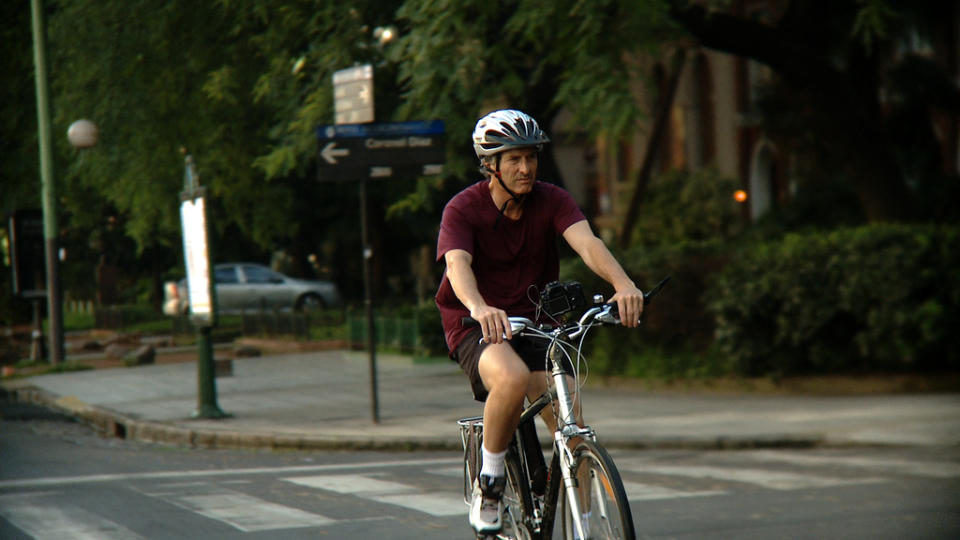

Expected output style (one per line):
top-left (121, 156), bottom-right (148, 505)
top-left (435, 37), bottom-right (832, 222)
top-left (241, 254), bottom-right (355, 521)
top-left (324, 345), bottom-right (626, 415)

top-left (559, 440), bottom-right (635, 540)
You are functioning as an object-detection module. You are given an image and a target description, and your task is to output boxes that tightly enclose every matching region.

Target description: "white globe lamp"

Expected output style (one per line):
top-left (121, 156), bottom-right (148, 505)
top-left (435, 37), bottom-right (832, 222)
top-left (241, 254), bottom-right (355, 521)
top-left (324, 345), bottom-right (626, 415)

top-left (67, 119), bottom-right (99, 148)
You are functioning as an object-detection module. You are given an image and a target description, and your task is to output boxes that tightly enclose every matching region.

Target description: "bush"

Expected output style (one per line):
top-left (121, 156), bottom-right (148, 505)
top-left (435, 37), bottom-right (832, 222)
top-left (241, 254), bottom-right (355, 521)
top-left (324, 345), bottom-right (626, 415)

top-left (707, 224), bottom-right (960, 376)
top-left (414, 302), bottom-right (448, 358)
top-left (94, 304), bottom-right (162, 330)
top-left (632, 168), bottom-right (745, 247)
top-left (561, 240), bottom-right (728, 376)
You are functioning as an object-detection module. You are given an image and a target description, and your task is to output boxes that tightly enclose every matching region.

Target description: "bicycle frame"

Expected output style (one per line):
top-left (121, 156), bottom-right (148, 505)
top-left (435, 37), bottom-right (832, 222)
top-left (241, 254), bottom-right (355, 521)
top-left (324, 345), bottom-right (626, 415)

top-left (459, 276), bottom-right (668, 539)
top-left (511, 324), bottom-right (597, 540)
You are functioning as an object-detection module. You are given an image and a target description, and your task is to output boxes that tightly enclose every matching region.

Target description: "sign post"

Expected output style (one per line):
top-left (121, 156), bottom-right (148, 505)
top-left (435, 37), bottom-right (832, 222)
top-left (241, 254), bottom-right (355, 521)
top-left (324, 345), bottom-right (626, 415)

top-left (325, 65), bottom-right (445, 424)
top-left (179, 151), bottom-right (227, 419)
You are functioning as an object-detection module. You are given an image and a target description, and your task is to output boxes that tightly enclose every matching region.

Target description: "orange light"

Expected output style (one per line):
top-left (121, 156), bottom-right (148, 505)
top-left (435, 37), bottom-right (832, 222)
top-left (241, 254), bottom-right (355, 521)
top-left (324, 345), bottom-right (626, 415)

top-left (734, 189), bottom-right (748, 203)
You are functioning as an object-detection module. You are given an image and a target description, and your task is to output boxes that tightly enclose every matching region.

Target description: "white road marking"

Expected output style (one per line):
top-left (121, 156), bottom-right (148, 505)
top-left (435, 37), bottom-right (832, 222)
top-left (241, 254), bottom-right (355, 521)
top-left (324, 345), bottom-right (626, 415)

top-left (0, 493), bottom-right (145, 540)
top-left (137, 484), bottom-right (333, 532)
top-left (636, 465), bottom-right (886, 490)
top-left (0, 456), bottom-right (461, 489)
top-left (428, 466), bottom-right (464, 478)
top-left (285, 474), bottom-right (466, 516)
top-left (734, 450), bottom-right (960, 479)
top-left (620, 481), bottom-right (725, 501)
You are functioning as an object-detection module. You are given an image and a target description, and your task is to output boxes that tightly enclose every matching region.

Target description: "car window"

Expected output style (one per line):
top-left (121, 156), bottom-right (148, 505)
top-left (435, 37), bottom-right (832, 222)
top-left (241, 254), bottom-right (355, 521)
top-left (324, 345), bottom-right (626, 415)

top-left (243, 265), bottom-right (278, 284)
top-left (215, 266), bottom-right (238, 284)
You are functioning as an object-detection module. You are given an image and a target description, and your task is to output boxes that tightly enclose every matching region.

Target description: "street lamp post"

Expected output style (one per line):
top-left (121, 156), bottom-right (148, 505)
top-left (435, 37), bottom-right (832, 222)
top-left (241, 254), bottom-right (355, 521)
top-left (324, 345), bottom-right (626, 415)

top-left (30, 0), bottom-right (63, 365)
top-left (179, 151), bottom-right (226, 419)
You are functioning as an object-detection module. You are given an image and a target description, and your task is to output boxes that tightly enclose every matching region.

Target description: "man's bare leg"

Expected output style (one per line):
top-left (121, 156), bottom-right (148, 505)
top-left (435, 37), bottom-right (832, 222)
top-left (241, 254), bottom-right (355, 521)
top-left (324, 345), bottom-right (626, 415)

top-left (477, 343), bottom-right (531, 453)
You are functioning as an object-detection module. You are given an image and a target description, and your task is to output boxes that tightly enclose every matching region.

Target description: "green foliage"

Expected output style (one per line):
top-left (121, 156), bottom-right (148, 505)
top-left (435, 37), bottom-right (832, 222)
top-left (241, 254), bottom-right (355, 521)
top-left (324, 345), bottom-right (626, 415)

top-left (561, 240), bottom-right (728, 375)
top-left (414, 301), bottom-right (447, 358)
top-left (851, 0), bottom-right (899, 52)
top-left (51, 0), bottom-right (284, 254)
top-left (707, 224), bottom-right (960, 376)
top-left (632, 168), bottom-right (745, 247)
top-left (390, 0), bottom-right (676, 209)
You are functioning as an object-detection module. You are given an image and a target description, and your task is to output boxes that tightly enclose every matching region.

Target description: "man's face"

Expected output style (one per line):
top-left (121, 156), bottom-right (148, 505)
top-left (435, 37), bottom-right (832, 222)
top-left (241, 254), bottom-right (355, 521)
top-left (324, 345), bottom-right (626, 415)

top-left (497, 147), bottom-right (538, 194)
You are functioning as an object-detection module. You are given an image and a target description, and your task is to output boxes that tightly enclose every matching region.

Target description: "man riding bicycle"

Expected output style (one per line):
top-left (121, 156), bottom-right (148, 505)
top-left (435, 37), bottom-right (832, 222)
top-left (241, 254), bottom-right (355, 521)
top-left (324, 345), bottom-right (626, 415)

top-left (435, 109), bottom-right (644, 536)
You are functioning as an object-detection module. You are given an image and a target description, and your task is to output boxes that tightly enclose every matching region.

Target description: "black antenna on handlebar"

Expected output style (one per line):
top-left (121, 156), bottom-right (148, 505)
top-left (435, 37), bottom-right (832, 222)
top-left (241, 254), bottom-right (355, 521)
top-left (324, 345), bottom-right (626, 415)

top-left (643, 275), bottom-right (671, 305)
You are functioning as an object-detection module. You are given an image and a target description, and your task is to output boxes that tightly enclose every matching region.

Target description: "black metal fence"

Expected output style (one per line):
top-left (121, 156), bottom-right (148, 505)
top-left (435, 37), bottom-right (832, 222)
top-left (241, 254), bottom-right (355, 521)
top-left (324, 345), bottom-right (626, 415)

top-left (92, 304), bottom-right (446, 358)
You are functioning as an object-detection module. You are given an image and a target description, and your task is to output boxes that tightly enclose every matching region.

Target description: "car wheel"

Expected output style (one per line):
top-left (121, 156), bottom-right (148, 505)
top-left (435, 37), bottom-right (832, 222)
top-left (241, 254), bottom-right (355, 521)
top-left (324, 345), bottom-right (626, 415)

top-left (295, 293), bottom-right (326, 312)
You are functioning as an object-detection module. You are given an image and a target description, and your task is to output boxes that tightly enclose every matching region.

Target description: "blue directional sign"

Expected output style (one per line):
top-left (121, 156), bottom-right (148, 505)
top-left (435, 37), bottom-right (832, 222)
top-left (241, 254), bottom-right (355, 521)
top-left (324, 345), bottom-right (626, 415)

top-left (316, 120), bottom-right (446, 181)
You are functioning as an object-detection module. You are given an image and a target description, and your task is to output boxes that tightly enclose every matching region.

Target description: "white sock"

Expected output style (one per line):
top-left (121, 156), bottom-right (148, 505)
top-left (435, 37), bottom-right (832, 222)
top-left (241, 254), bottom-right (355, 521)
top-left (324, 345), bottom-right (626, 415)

top-left (480, 446), bottom-right (506, 478)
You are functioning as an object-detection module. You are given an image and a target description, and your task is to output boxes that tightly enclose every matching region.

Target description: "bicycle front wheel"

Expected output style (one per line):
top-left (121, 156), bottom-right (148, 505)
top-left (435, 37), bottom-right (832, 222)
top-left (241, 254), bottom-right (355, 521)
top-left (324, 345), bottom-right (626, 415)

top-left (558, 440), bottom-right (635, 540)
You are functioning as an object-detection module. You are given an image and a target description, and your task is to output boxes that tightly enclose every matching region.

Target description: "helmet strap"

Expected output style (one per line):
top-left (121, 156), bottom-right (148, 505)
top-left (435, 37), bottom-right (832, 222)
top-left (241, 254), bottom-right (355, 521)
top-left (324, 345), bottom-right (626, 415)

top-left (484, 154), bottom-right (529, 229)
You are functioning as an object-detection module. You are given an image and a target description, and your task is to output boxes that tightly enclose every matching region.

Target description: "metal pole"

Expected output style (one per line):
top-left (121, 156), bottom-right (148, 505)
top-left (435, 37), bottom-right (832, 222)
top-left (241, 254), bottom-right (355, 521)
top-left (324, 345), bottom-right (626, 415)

top-left (359, 179), bottom-right (380, 424)
top-left (193, 325), bottom-right (226, 418)
top-left (30, 299), bottom-right (43, 363)
top-left (30, 0), bottom-right (64, 365)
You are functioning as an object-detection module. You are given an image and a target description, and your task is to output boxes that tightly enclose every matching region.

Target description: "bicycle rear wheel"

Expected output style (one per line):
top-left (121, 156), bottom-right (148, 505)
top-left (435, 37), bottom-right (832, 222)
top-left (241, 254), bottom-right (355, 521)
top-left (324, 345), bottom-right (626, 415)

top-left (500, 447), bottom-right (539, 540)
top-left (557, 439), bottom-right (635, 540)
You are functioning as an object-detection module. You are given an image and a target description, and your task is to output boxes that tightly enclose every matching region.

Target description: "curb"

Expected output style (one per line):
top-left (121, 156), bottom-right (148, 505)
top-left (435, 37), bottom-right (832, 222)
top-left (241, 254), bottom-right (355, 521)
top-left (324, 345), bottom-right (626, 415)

top-left (3, 382), bottom-right (845, 453)
top-left (1, 383), bottom-right (463, 452)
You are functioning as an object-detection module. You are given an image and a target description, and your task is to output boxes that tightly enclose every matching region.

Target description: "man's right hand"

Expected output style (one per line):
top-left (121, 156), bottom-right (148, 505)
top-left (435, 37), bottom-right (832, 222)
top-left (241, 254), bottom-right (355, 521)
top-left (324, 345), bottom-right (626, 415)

top-left (470, 305), bottom-right (512, 344)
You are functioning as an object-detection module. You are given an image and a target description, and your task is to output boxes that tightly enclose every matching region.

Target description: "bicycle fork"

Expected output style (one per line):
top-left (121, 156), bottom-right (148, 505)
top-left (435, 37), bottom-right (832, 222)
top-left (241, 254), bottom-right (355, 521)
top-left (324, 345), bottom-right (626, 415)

top-left (549, 343), bottom-right (592, 540)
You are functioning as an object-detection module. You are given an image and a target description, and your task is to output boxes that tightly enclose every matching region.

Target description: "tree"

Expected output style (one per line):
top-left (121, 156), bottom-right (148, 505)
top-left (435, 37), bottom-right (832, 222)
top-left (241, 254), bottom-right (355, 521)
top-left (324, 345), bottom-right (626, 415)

top-left (9, 0), bottom-right (953, 312)
top-left (0, 2), bottom-right (39, 323)
top-left (666, 0), bottom-right (960, 222)
top-left (389, 0), bottom-right (674, 187)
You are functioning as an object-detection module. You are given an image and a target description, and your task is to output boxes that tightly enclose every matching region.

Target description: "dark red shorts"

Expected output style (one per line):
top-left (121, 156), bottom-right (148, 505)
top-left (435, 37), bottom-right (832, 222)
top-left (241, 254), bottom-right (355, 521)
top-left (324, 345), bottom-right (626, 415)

top-left (453, 327), bottom-right (573, 402)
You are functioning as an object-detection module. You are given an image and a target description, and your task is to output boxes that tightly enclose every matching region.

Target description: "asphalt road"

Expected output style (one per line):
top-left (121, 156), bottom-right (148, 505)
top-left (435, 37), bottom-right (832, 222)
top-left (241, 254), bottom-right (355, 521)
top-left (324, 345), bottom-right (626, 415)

top-left (1, 405), bottom-right (958, 539)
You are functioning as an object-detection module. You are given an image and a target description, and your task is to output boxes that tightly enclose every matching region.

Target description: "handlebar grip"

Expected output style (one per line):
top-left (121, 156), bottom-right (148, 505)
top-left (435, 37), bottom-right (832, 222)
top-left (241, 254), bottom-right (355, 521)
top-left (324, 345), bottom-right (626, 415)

top-left (605, 275), bottom-right (670, 319)
top-left (643, 275), bottom-right (671, 306)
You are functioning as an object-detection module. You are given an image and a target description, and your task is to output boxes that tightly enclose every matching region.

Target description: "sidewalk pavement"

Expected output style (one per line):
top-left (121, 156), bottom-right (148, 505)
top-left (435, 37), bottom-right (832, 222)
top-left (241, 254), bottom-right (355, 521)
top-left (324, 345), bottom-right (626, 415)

top-left (2, 350), bottom-right (959, 451)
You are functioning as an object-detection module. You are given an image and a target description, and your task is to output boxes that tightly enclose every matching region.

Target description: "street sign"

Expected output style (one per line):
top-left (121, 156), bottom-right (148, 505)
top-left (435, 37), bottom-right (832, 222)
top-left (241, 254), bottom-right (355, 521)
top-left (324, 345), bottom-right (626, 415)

top-left (316, 120), bottom-right (446, 181)
top-left (333, 65), bottom-right (374, 125)
top-left (180, 191), bottom-right (215, 326)
top-left (7, 209), bottom-right (46, 298)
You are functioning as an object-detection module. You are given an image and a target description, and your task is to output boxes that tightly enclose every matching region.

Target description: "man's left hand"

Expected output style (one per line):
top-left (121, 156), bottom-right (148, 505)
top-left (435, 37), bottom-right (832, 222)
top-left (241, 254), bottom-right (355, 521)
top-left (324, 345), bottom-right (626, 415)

top-left (609, 286), bottom-right (644, 328)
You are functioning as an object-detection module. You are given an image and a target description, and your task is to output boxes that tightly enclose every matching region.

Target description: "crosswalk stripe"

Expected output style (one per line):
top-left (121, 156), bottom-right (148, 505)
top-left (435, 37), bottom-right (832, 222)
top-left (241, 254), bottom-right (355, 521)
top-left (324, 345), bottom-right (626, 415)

top-left (431, 466), bottom-right (465, 478)
top-left (633, 465), bottom-right (886, 490)
top-left (733, 450), bottom-right (960, 479)
top-left (0, 493), bottom-right (145, 540)
top-left (621, 481), bottom-right (726, 501)
top-left (284, 474), bottom-right (465, 516)
top-left (0, 457), bottom-right (461, 490)
top-left (137, 484), bottom-right (334, 532)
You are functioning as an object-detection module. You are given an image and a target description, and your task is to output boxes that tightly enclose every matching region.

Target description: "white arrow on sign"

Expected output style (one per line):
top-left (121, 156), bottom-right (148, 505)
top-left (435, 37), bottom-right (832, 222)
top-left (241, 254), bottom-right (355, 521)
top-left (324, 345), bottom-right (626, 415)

top-left (321, 142), bottom-right (350, 164)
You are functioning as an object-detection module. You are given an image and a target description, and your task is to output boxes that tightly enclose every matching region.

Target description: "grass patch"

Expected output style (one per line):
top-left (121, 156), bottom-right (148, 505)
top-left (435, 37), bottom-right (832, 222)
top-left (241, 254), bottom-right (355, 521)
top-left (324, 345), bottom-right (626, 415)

top-left (63, 311), bottom-right (96, 332)
top-left (12, 359), bottom-right (94, 376)
top-left (308, 323), bottom-right (347, 342)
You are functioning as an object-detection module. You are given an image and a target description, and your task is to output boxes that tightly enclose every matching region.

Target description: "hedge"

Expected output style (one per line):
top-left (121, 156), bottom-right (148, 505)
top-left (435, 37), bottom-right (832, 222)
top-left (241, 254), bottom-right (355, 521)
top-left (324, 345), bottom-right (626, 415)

top-left (707, 224), bottom-right (960, 376)
top-left (559, 240), bottom-right (729, 377)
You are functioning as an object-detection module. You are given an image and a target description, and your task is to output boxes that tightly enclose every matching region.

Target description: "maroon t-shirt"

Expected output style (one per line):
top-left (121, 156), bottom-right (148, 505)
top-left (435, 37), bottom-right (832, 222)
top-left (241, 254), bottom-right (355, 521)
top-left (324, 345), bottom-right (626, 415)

top-left (435, 180), bottom-right (586, 354)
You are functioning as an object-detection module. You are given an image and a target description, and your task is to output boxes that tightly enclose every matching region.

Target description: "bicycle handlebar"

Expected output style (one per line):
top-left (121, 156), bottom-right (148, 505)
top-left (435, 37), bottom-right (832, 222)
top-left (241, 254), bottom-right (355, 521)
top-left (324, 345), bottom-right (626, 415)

top-left (462, 276), bottom-right (670, 339)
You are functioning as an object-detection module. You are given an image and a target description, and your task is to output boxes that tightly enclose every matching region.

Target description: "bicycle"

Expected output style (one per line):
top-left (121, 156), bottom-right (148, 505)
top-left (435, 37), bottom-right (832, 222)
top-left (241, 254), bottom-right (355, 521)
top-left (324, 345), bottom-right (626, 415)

top-left (458, 277), bottom-right (669, 539)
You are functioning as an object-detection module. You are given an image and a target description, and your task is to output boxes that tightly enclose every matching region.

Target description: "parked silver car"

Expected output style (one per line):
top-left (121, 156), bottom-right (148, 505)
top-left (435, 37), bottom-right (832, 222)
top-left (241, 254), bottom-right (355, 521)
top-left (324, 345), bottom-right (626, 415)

top-left (164, 263), bottom-right (341, 315)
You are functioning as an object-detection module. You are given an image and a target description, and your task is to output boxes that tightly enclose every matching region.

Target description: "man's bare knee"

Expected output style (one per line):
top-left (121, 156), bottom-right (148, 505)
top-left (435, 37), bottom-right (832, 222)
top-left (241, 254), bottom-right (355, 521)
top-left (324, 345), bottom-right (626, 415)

top-left (478, 345), bottom-right (530, 397)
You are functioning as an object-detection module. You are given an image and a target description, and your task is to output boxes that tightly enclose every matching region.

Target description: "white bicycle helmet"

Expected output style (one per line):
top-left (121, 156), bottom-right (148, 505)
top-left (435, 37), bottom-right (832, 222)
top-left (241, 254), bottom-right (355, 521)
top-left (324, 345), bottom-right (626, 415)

top-left (472, 109), bottom-right (550, 159)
